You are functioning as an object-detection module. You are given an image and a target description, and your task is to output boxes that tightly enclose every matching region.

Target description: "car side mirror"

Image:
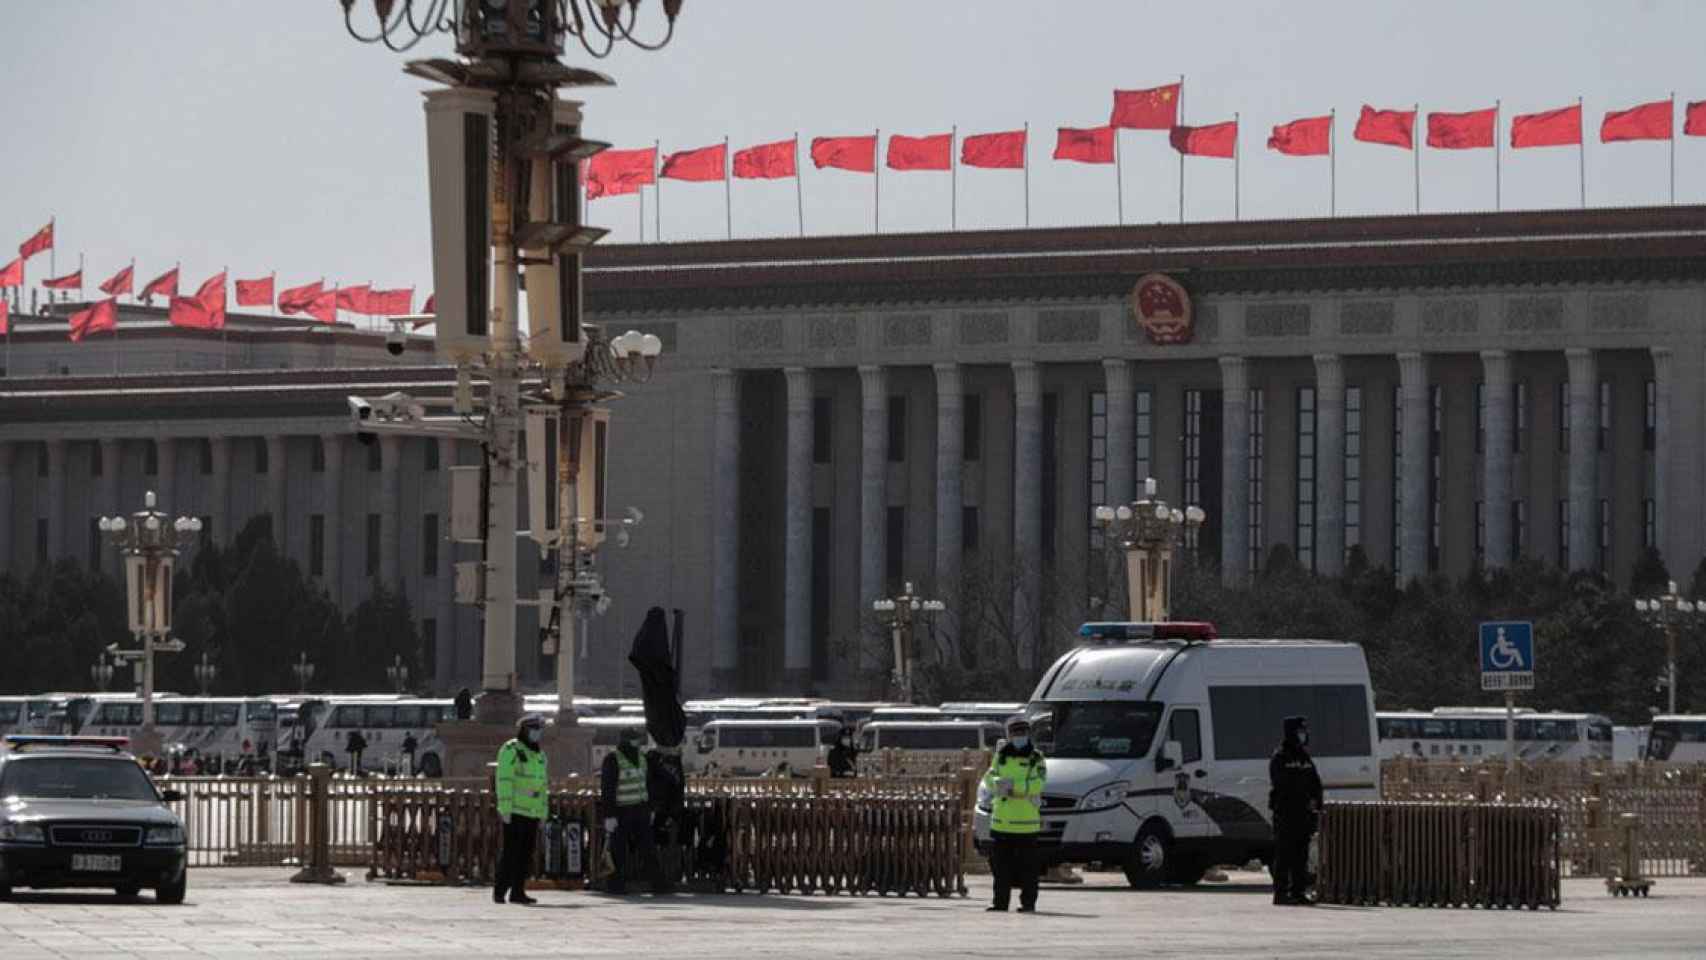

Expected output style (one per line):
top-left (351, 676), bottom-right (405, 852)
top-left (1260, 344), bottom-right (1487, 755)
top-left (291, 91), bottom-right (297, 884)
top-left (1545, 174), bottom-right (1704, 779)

top-left (159, 789), bottom-right (185, 803)
top-left (1156, 739), bottom-right (1183, 773)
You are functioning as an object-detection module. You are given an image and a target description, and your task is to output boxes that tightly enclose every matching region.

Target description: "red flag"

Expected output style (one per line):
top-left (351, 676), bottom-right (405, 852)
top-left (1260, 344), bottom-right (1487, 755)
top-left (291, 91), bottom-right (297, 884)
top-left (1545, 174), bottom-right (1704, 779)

top-left (0, 298), bottom-right (7, 336)
top-left (139, 267), bottom-right (179, 303)
top-left (423, 292), bottom-right (436, 314)
top-left (235, 275), bottom-right (274, 307)
top-left (370, 288), bottom-right (412, 315)
top-left (18, 222), bottom-right (52, 260)
top-left (809, 135), bottom-right (877, 173)
top-left (68, 297), bottom-right (118, 342)
top-left (1510, 104), bottom-right (1582, 148)
top-left (99, 264), bottom-right (133, 296)
top-left (960, 130), bottom-right (1026, 169)
top-left (278, 280), bottom-right (323, 315)
top-left (0, 257), bottom-right (21, 288)
top-left (659, 144), bottom-right (726, 181)
top-left (305, 288), bottom-right (337, 324)
top-left (1169, 121), bottom-right (1237, 158)
top-left (733, 138), bottom-right (798, 179)
top-left (1601, 99), bottom-right (1672, 142)
top-left (336, 284), bottom-right (372, 314)
top-left (1110, 83), bottom-right (1181, 130)
top-left (43, 269), bottom-right (82, 290)
top-left (168, 271), bottom-right (226, 330)
top-left (1267, 116), bottom-right (1331, 156)
top-left (1354, 105), bottom-right (1415, 149)
top-left (886, 133), bottom-right (952, 171)
top-left (1686, 101), bottom-right (1706, 137)
top-left (1054, 126), bottom-right (1115, 164)
top-left (1427, 108), bottom-right (1496, 149)
top-left (584, 147), bottom-right (657, 199)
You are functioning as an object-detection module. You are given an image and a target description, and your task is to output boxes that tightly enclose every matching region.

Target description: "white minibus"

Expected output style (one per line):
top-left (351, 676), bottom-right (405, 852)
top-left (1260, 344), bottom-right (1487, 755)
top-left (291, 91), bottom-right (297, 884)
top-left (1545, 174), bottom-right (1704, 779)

top-left (691, 719), bottom-right (840, 777)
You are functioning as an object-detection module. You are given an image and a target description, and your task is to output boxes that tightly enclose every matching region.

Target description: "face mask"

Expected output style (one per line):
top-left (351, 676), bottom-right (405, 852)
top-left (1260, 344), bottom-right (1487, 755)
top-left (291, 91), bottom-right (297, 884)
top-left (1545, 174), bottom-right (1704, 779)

top-left (523, 728), bottom-right (541, 746)
top-left (1297, 731), bottom-right (1308, 746)
top-left (1010, 736), bottom-right (1030, 750)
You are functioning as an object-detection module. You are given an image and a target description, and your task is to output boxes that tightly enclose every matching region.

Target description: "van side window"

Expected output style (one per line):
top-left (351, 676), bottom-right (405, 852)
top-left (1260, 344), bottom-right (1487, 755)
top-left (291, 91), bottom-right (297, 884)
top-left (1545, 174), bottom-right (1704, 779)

top-left (1169, 709), bottom-right (1202, 765)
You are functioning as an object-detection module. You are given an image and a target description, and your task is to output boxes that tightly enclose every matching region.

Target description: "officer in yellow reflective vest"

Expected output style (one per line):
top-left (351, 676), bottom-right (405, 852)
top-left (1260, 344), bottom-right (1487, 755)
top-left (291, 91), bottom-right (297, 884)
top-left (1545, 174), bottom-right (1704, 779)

top-left (983, 715), bottom-right (1047, 912)
top-left (494, 715), bottom-right (547, 905)
top-left (599, 726), bottom-right (672, 895)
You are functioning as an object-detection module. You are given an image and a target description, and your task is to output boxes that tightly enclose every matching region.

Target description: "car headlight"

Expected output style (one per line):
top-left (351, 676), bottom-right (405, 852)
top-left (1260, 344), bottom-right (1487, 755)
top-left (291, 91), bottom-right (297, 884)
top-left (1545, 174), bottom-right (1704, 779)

top-left (145, 825), bottom-right (185, 846)
top-left (0, 821), bottom-right (45, 843)
top-left (1080, 781), bottom-right (1132, 811)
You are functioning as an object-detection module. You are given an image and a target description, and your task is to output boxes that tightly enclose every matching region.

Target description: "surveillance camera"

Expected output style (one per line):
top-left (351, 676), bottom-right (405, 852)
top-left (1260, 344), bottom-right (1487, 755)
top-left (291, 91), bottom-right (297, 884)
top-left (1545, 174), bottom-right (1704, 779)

top-left (348, 396), bottom-right (373, 422)
top-left (387, 323), bottom-right (406, 357)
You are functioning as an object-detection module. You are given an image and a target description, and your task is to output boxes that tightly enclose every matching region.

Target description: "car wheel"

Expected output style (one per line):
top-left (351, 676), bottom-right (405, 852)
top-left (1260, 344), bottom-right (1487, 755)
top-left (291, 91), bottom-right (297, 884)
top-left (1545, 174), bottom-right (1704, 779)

top-left (155, 873), bottom-right (187, 905)
top-left (1123, 822), bottom-right (1171, 889)
top-left (0, 883), bottom-right (11, 901)
top-left (115, 884), bottom-right (141, 899)
top-left (419, 754), bottom-right (443, 779)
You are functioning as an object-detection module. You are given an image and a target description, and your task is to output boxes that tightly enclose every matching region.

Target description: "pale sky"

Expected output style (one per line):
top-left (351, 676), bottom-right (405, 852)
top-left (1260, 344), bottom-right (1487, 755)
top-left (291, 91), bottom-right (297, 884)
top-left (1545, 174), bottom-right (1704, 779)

top-left (3, 1), bottom-right (1703, 306)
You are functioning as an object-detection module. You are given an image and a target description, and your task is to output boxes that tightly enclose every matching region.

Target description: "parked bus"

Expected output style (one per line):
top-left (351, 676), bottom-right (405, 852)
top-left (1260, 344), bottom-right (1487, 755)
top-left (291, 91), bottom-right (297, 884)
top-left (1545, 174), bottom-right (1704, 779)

top-left (302, 697), bottom-right (455, 776)
top-left (82, 696), bottom-right (278, 767)
top-left (1645, 715), bottom-right (1706, 763)
top-left (856, 720), bottom-right (1003, 774)
top-left (939, 702), bottom-right (1028, 726)
top-left (1375, 708), bottom-right (1613, 761)
top-left (691, 718), bottom-right (841, 777)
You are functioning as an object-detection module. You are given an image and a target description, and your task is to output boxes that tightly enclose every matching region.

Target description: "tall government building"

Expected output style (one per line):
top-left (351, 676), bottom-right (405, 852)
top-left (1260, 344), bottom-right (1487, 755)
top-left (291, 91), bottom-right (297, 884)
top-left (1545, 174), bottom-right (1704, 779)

top-left (2, 206), bottom-right (1702, 697)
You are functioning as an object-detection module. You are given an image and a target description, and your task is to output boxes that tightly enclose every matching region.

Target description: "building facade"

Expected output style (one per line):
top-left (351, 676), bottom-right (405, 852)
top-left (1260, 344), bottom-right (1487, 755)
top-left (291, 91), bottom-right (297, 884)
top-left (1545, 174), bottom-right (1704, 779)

top-left (2, 207), bottom-right (1703, 698)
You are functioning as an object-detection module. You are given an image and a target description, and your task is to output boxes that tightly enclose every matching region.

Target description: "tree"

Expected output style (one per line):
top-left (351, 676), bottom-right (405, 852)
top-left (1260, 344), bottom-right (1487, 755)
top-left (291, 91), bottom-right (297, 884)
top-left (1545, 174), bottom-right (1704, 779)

top-left (340, 582), bottom-right (422, 693)
top-left (1629, 546), bottom-right (1671, 599)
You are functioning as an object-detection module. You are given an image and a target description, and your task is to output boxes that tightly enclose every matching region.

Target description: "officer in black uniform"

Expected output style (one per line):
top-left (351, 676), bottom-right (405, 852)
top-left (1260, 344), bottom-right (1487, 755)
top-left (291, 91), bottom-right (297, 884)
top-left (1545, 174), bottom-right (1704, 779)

top-left (1268, 715), bottom-right (1323, 905)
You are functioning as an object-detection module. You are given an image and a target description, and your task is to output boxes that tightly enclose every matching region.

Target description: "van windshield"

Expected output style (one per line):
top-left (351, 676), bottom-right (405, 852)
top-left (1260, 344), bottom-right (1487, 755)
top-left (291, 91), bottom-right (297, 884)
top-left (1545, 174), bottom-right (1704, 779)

top-left (1034, 701), bottom-right (1163, 759)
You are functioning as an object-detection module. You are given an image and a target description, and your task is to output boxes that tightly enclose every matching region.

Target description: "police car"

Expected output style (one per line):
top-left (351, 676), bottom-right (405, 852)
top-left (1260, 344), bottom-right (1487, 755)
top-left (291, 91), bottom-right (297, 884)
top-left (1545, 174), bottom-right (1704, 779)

top-left (0, 736), bottom-right (188, 903)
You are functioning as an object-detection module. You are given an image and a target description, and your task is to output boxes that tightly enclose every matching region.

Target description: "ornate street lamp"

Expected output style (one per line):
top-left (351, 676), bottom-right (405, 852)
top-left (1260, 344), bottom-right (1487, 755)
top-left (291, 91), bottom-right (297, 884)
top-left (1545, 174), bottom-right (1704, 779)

top-left (292, 652), bottom-right (317, 694)
top-left (98, 491), bottom-right (200, 756)
top-left (386, 654), bottom-right (412, 695)
top-left (193, 652), bottom-right (219, 696)
top-left (873, 582), bottom-right (946, 704)
top-left (1092, 478), bottom-right (1206, 622)
top-left (1635, 581), bottom-right (1703, 715)
top-left (89, 656), bottom-right (115, 693)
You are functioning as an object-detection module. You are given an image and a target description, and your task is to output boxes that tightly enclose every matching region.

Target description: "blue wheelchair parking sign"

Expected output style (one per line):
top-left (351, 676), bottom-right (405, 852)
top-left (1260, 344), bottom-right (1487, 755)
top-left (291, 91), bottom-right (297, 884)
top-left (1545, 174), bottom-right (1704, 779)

top-left (1479, 621), bottom-right (1535, 690)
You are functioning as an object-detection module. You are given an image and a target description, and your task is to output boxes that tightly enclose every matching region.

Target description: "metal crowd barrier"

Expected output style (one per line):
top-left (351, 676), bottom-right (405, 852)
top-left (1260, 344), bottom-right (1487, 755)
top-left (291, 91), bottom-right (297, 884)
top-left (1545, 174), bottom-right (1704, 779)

top-left (1317, 801), bottom-right (1561, 909)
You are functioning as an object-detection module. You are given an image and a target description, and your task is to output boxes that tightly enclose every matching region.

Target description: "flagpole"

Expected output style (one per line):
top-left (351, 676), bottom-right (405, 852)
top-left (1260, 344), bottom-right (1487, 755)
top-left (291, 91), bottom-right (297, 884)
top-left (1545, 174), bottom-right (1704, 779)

top-left (1495, 100), bottom-right (1502, 211)
top-left (1233, 112), bottom-right (1241, 221)
top-left (1114, 129), bottom-right (1125, 225)
top-left (1669, 92), bottom-right (1676, 205)
top-left (794, 132), bottom-right (804, 237)
top-left (1414, 102), bottom-right (1422, 214)
top-left (1178, 74), bottom-right (1186, 224)
top-left (221, 264), bottom-right (229, 371)
top-left (654, 140), bottom-right (663, 241)
top-left (638, 188), bottom-right (645, 243)
top-left (49, 217), bottom-right (55, 286)
top-left (724, 135), bottom-right (733, 240)
top-left (951, 124), bottom-right (958, 231)
top-left (1023, 122), bottom-right (1031, 228)
top-left (1578, 96), bottom-right (1586, 208)
top-left (874, 128), bottom-right (882, 234)
top-left (1330, 108), bottom-right (1337, 217)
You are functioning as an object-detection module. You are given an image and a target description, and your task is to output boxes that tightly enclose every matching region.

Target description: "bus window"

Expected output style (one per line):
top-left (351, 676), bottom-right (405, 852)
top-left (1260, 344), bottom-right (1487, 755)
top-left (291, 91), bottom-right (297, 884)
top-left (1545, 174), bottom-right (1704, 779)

top-left (212, 703), bottom-right (241, 726)
top-left (1586, 719), bottom-right (1612, 742)
top-left (247, 701), bottom-right (277, 723)
top-left (365, 706), bottom-right (398, 729)
top-left (0, 703), bottom-right (20, 724)
top-left (328, 705), bottom-right (363, 729)
top-left (395, 705), bottom-right (426, 728)
top-left (1422, 719), bottom-right (1449, 739)
top-left (156, 702), bottom-right (186, 726)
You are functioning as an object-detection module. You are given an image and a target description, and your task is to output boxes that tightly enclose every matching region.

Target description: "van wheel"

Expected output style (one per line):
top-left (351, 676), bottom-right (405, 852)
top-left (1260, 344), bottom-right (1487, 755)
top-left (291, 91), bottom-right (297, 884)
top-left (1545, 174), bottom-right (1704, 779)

top-left (1123, 823), bottom-right (1171, 889)
top-left (1167, 855), bottom-right (1208, 886)
top-left (419, 754), bottom-right (443, 778)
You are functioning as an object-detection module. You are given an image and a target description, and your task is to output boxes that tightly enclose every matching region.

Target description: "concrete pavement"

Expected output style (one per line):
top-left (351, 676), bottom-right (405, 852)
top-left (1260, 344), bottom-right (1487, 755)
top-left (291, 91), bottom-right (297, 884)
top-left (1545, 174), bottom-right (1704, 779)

top-left (1, 869), bottom-right (1702, 959)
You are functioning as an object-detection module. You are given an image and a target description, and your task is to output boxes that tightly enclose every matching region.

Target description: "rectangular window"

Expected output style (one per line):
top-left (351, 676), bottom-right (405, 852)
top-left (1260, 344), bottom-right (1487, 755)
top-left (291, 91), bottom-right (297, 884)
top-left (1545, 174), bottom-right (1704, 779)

top-left (1168, 709), bottom-right (1202, 765)
top-left (1644, 380), bottom-right (1656, 452)
top-left (812, 397), bottom-right (833, 464)
top-left (1088, 391), bottom-right (1108, 569)
top-left (36, 518), bottom-right (47, 563)
top-left (1474, 500), bottom-right (1486, 568)
top-left (1296, 386), bottom-right (1316, 571)
top-left (1247, 388), bottom-right (1265, 573)
top-left (1041, 392), bottom-right (1058, 562)
top-left (1135, 388), bottom-right (1154, 485)
top-left (366, 513), bottom-right (381, 577)
top-left (422, 513), bottom-right (439, 576)
top-left (1512, 499), bottom-right (1527, 559)
top-left (310, 515), bottom-right (326, 577)
top-left (1598, 381), bottom-right (1611, 453)
top-left (1598, 498), bottom-right (1610, 573)
top-left (885, 506), bottom-right (905, 589)
top-left (1558, 382), bottom-right (1570, 454)
top-left (1207, 684), bottom-right (1373, 760)
top-left (962, 506), bottom-right (979, 553)
top-left (1643, 499), bottom-right (1655, 549)
top-left (311, 437), bottom-right (326, 473)
top-left (1514, 381), bottom-right (1527, 454)
top-left (1344, 386), bottom-right (1363, 556)
top-left (1475, 382), bottom-right (1486, 453)
top-left (91, 441), bottom-right (103, 478)
top-left (1184, 388), bottom-right (1203, 518)
top-left (144, 440), bottom-right (158, 477)
top-left (1557, 499), bottom-right (1569, 569)
top-left (367, 439), bottom-right (382, 472)
top-left (255, 436), bottom-right (269, 474)
top-left (1392, 386), bottom-right (1403, 572)
top-left (424, 437), bottom-right (440, 472)
top-left (1430, 385), bottom-right (1442, 572)
top-left (963, 394), bottom-right (982, 462)
top-left (886, 395), bottom-right (906, 462)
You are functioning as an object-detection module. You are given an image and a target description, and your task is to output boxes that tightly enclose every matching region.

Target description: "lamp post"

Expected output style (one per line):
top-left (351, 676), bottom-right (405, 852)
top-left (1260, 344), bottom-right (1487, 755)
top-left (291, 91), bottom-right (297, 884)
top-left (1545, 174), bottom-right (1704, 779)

top-left (193, 652), bottom-right (218, 696)
top-left (872, 582), bottom-right (945, 704)
top-left (98, 490), bottom-right (199, 757)
top-left (292, 652), bottom-right (316, 694)
top-left (386, 654), bottom-right (412, 695)
top-left (1635, 580), bottom-right (1702, 715)
top-left (89, 657), bottom-right (114, 693)
top-left (1092, 477), bottom-right (1206, 621)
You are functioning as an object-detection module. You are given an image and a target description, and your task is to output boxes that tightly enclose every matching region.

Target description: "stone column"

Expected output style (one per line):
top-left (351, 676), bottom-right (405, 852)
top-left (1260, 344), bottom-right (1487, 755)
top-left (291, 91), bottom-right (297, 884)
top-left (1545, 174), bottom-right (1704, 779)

top-left (1398, 352), bottom-right (1430, 580)
top-left (266, 435), bottom-right (288, 553)
top-left (708, 370), bottom-right (741, 690)
top-left (100, 439), bottom-right (121, 579)
top-left (1566, 348), bottom-right (1597, 570)
top-left (1219, 357), bottom-right (1250, 585)
top-left (379, 435), bottom-right (402, 588)
top-left (1650, 348), bottom-right (1671, 562)
top-left (1314, 354), bottom-right (1346, 576)
top-left (0, 443), bottom-right (14, 573)
top-left (932, 363), bottom-right (964, 659)
top-left (435, 436), bottom-right (459, 690)
top-left (858, 365), bottom-right (889, 672)
top-left (781, 366), bottom-right (814, 690)
top-left (1103, 359), bottom-right (1135, 505)
top-left (1011, 361), bottom-right (1042, 673)
top-left (1481, 351), bottom-right (1514, 569)
top-left (209, 437), bottom-right (231, 548)
top-left (320, 434), bottom-right (344, 605)
top-left (154, 438), bottom-right (176, 519)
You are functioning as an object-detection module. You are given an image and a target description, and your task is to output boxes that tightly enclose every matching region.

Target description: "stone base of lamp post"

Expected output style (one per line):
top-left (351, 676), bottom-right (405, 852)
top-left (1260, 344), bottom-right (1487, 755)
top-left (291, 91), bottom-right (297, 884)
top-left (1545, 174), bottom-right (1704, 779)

top-left (543, 719), bottom-right (594, 777)
top-left (472, 688), bottom-right (525, 726)
top-left (435, 720), bottom-right (524, 780)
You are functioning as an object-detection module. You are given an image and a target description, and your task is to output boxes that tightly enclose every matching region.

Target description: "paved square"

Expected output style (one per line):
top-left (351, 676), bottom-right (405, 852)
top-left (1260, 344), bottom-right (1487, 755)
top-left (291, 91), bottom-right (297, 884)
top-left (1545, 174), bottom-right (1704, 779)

top-left (0, 869), bottom-right (1701, 959)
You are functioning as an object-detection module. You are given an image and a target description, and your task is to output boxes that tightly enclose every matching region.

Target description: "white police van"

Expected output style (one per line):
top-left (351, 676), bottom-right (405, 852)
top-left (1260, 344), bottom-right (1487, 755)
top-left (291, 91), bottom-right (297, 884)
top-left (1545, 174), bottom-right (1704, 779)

top-left (974, 621), bottom-right (1379, 887)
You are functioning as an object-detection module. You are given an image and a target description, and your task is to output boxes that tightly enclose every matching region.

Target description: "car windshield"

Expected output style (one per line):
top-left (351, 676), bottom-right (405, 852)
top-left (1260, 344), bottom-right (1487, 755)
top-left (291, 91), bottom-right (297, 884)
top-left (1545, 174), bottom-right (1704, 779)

top-left (1032, 701), bottom-right (1164, 759)
top-left (0, 757), bottom-right (160, 801)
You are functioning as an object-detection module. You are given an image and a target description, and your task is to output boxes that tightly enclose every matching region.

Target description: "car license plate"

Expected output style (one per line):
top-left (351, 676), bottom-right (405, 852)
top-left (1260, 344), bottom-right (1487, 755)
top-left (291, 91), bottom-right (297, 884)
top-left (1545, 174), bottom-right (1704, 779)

top-left (72, 854), bottom-right (122, 872)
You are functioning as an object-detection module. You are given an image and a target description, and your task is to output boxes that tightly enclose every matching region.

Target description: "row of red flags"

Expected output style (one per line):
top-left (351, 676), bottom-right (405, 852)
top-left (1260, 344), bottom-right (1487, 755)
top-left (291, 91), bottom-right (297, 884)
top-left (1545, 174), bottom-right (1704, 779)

top-left (0, 222), bottom-right (433, 341)
top-left (587, 86), bottom-right (1706, 195)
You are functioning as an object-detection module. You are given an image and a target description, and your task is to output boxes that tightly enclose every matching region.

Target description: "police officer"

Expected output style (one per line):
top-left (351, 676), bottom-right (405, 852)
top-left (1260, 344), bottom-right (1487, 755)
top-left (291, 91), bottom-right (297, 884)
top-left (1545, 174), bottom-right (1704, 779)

top-left (494, 714), bottom-right (548, 905)
top-left (983, 716), bottom-right (1046, 913)
top-left (826, 725), bottom-right (859, 778)
top-left (1268, 715), bottom-right (1323, 906)
top-left (600, 727), bottom-right (673, 895)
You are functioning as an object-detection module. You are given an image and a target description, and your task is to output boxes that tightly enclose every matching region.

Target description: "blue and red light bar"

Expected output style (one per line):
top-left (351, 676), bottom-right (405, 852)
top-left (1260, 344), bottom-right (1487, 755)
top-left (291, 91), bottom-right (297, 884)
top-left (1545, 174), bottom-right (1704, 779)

top-left (3, 735), bottom-right (131, 752)
top-left (1077, 621), bottom-right (1218, 642)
